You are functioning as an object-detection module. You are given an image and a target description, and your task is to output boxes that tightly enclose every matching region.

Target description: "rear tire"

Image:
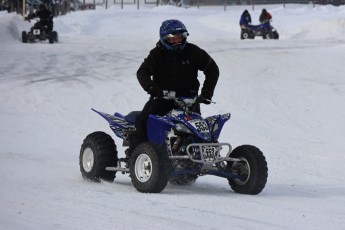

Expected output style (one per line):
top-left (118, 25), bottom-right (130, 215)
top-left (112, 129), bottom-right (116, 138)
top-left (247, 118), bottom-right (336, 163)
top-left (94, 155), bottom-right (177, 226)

top-left (80, 131), bottom-right (118, 182)
top-left (241, 31), bottom-right (249, 40)
top-left (227, 145), bottom-right (268, 195)
top-left (130, 143), bottom-right (170, 193)
top-left (264, 32), bottom-right (273, 39)
top-left (52, 31), bottom-right (58, 42)
top-left (22, 31), bottom-right (27, 43)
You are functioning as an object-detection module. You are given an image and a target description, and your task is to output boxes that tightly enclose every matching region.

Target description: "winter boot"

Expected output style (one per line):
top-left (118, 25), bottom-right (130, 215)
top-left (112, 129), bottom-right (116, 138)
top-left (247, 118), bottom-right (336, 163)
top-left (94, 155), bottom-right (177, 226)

top-left (125, 132), bottom-right (146, 158)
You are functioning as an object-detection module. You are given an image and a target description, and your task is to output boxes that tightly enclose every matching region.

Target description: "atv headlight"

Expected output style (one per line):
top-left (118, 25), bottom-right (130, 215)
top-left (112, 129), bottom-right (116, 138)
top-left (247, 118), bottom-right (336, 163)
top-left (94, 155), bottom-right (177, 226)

top-left (175, 123), bottom-right (192, 134)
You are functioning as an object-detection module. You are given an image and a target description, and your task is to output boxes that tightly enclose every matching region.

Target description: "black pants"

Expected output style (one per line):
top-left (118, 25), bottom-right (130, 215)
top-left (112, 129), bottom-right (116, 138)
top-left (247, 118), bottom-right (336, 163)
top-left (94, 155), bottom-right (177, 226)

top-left (133, 98), bottom-right (176, 142)
top-left (131, 97), bottom-right (201, 144)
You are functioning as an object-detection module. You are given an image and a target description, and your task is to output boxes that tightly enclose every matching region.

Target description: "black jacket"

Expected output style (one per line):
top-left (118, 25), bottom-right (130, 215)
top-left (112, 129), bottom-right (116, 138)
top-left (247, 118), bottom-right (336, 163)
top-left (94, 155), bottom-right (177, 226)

top-left (137, 42), bottom-right (219, 98)
top-left (28, 9), bottom-right (53, 23)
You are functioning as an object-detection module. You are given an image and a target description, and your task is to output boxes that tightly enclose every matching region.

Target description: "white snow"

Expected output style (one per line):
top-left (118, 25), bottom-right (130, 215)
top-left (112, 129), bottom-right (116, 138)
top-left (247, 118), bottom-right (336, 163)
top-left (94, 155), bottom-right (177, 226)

top-left (1, 3), bottom-right (345, 230)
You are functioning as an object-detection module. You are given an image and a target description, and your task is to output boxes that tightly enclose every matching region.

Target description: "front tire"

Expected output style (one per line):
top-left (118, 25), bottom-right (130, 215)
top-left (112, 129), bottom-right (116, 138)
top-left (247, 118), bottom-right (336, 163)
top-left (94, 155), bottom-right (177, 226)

top-left (49, 33), bottom-right (54, 44)
top-left (273, 31), bottom-right (279, 39)
top-left (227, 145), bottom-right (268, 195)
top-left (130, 143), bottom-right (170, 193)
top-left (22, 31), bottom-right (27, 43)
top-left (79, 131), bottom-right (118, 182)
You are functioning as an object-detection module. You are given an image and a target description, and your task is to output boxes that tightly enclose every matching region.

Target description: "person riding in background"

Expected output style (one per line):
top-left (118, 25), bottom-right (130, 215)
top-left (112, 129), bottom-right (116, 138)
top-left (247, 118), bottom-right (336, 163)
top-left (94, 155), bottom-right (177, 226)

top-left (259, 8), bottom-right (272, 24)
top-left (25, 4), bottom-right (54, 34)
top-left (127, 19), bottom-right (220, 156)
top-left (239, 9), bottom-right (252, 28)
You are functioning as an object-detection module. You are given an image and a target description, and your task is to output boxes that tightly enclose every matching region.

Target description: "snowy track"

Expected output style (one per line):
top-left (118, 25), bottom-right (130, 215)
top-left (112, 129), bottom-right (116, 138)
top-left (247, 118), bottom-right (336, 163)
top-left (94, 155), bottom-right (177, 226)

top-left (1, 4), bottom-right (345, 229)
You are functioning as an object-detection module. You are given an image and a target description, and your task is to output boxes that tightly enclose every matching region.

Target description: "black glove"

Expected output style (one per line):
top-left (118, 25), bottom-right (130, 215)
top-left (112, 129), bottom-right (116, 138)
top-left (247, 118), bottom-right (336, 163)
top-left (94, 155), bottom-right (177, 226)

top-left (148, 85), bottom-right (163, 98)
top-left (200, 90), bottom-right (212, 104)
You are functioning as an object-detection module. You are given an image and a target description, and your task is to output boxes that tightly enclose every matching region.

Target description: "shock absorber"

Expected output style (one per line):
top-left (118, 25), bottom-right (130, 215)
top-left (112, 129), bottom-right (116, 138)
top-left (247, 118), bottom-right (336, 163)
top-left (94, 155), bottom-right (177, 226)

top-left (172, 136), bottom-right (182, 152)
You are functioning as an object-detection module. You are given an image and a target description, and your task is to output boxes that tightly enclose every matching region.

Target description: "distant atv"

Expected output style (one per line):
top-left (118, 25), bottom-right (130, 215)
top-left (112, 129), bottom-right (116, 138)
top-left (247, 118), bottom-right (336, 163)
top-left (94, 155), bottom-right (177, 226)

top-left (241, 22), bottom-right (279, 40)
top-left (79, 92), bottom-right (268, 194)
top-left (22, 21), bottom-right (58, 44)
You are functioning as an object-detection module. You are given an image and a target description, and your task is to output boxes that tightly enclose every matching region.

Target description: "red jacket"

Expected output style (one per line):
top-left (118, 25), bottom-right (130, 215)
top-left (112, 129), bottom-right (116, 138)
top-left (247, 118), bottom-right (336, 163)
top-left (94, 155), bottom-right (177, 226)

top-left (259, 12), bottom-right (272, 23)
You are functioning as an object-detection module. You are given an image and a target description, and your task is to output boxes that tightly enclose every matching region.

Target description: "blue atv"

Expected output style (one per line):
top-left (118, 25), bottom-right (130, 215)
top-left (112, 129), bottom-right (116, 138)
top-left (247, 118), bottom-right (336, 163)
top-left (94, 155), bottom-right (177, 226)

top-left (79, 92), bottom-right (268, 194)
top-left (241, 22), bottom-right (279, 40)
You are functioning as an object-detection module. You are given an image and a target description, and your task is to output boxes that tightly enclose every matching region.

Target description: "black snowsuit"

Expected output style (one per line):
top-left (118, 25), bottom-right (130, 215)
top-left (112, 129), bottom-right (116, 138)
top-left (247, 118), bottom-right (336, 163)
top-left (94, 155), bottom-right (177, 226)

top-left (28, 9), bottom-right (54, 33)
top-left (130, 41), bottom-right (219, 147)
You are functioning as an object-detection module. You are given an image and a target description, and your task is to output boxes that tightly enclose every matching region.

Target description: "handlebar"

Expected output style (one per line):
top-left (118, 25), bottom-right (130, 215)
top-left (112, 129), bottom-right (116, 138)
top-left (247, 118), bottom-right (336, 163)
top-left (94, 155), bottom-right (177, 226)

top-left (151, 90), bottom-right (215, 113)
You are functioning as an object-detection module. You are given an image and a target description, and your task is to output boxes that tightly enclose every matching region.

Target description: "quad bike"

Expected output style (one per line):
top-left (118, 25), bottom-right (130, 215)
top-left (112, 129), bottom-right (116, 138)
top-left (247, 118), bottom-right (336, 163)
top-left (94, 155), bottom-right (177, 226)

top-left (241, 22), bottom-right (279, 40)
top-left (79, 92), bottom-right (268, 194)
top-left (22, 20), bottom-right (58, 44)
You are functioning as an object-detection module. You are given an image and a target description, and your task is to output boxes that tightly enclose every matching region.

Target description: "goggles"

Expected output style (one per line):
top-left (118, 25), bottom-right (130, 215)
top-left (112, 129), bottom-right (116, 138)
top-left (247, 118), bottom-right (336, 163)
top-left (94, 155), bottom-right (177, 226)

top-left (164, 32), bottom-right (188, 45)
top-left (163, 31), bottom-right (188, 40)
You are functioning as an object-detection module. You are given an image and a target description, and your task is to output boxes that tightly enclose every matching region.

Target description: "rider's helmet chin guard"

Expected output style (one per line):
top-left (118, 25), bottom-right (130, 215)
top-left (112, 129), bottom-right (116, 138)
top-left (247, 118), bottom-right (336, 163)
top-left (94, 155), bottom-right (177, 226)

top-left (159, 19), bottom-right (189, 51)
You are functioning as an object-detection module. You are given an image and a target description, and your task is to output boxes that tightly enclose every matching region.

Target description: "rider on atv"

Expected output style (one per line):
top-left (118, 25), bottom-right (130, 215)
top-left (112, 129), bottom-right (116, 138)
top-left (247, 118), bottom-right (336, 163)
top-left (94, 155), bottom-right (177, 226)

top-left (239, 10), bottom-right (254, 30)
top-left (259, 8), bottom-right (272, 24)
top-left (25, 4), bottom-right (54, 34)
top-left (128, 19), bottom-right (220, 155)
top-left (239, 9), bottom-right (257, 37)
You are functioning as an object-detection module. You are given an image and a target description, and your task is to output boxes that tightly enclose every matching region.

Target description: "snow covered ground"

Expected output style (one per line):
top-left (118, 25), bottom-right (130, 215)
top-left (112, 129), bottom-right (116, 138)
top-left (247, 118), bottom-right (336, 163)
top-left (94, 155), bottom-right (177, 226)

top-left (1, 3), bottom-right (345, 229)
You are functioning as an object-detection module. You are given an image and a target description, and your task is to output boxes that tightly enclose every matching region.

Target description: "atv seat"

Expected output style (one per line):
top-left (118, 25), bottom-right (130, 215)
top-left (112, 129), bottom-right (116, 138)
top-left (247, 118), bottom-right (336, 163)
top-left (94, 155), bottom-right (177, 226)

top-left (124, 111), bottom-right (141, 124)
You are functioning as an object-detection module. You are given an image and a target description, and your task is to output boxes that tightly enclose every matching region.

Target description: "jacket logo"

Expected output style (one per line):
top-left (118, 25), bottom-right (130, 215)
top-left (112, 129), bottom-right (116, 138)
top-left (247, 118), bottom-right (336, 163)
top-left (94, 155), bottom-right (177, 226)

top-left (181, 59), bottom-right (190, 65)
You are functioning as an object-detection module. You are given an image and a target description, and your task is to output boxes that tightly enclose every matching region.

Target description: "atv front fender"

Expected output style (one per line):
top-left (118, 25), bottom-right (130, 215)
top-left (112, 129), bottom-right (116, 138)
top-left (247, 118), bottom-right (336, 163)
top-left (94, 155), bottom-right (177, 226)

top-left (147, 115), bottom-right (174, 144)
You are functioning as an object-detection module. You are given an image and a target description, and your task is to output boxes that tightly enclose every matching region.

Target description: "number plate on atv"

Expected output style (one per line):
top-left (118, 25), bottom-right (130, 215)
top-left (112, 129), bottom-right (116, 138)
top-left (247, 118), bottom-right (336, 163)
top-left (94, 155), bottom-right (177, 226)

top-left (33, 29), bottom-right (40, 35)
top-left (201, 146), bottom-right (218, 162)
top-left (190, 120), bottom-right (209, 133)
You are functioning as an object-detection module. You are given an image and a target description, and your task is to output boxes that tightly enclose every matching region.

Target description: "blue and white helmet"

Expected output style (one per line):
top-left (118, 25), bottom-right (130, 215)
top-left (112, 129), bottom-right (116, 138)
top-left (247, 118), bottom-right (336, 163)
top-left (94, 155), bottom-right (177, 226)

top-left (159, 19), bottom-right (189, 51)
